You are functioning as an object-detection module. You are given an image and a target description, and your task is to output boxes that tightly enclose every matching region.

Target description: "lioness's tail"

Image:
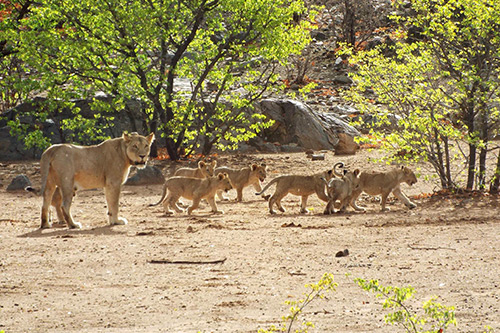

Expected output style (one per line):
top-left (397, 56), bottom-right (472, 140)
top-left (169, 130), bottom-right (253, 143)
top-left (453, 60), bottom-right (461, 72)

top-left (255, 177), bottom-right (281, 196)
top-left (149, 182), bottom-right (168, 207)
top-left (39, 147), bottom-right (55, 196)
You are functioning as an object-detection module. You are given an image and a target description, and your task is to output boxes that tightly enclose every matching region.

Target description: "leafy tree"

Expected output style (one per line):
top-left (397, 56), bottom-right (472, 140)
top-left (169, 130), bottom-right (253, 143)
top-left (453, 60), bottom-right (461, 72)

top-left (12, 0), bottom-right (315, 159)
top-left (342, 0), bottom-right (500, 191)
top-left (0, 0), bottom-right (36, 113)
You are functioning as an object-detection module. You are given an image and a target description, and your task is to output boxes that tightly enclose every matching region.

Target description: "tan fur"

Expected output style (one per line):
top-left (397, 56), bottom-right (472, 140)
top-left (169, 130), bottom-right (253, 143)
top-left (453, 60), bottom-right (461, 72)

top-left (174, 160), bottom-right (217, 178)
top-left (215, 164), bottom-right (267, 201)
top-left (350, 166), bottom-right (417, 212)
top-left (323, 169), bottom-right (360, 214)
top-left (151, 173), bottom-right (233, 215)
top-left (39, 132), bottom-right (155, 229)
top-left (256, 169), bottom-right (334, 214)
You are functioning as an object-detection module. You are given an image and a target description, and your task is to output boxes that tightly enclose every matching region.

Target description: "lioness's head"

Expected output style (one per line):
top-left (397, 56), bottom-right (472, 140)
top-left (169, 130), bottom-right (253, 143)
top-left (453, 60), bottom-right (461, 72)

top-left (401, 166), bottom-right (417, 186)
top-left (123, 132), bottom-right (155, 168)
top-left (216, 172), bottom-right (233, 192)
top-left (251, 163), bottom-right (267, 182)
top-left (199, 160), bottom-right (217, 177)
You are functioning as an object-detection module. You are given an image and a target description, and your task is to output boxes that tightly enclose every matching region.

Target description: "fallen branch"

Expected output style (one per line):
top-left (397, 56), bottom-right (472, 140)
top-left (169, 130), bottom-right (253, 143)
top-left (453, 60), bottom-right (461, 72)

top-left (408, 244), bottom-right (456, 251)
top-left (148, 258), bottom-right (227, 265)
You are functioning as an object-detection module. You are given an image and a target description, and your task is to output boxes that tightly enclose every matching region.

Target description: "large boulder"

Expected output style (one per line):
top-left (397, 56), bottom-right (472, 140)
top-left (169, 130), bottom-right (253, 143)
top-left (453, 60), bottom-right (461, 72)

top-left (256, 98), bottom-right (360, 151)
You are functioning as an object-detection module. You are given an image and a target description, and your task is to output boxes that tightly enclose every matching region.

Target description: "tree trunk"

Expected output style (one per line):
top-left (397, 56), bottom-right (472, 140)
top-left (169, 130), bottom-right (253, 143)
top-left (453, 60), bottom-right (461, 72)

top-left (343, 0), bottom-right (356, 46)
top-left (489, 151), bottom-right (500, 194)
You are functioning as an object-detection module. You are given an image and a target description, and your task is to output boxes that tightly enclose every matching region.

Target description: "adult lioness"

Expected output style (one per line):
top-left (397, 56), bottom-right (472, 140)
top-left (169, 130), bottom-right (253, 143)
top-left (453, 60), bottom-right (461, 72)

top-left (39, 132), bottom-right (155, 229)
top-left (255, 169), bottom-right (334, 214)
top-left (323, 169), bottom-right (360, 214)
top-left (174, 160), bottom-right (217, 178)
top-left (150, 173), bottom-right (233, 215)
top-left (215, 163), bottom-right (267, 201)
top-left (350, 166), bottom-right (417, 212)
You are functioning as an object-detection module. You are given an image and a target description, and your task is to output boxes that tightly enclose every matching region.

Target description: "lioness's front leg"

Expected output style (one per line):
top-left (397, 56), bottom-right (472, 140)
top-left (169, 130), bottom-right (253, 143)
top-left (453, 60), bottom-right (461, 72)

top-left (207, 196), bottom-right (223, 214)
top-left (104, 184), bottom-right (127, 225)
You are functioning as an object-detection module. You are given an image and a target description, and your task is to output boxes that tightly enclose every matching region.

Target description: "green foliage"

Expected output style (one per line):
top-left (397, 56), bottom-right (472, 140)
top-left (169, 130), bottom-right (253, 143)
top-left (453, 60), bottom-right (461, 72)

top-left (7, 0), bottom-right (315, 157)
top-left (341, 0), bottom-right (500, 190)
top-left (258, 273), bottom-right (337, 333)
top-left (355, 278), bottom-right (456, 333)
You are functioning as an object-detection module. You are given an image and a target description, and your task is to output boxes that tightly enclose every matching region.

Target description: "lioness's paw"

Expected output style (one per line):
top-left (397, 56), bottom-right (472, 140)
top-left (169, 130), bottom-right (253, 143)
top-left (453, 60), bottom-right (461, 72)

top-left (111, 217), bottom-right (128, 226)
top-left (68, 221), bottom-right (82, 229)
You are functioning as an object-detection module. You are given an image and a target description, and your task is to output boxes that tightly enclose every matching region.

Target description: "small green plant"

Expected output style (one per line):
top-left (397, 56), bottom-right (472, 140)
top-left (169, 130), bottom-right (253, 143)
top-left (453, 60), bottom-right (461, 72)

top-left (258, 273), bottom-right (337, 333)
top-left (355, 278), bottom-right (456, 333)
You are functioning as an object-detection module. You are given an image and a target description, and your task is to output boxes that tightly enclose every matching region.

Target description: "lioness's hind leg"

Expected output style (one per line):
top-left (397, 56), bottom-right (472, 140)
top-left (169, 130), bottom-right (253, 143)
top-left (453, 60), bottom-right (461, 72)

top-left (60, 184), bottom-right (82, 229)
top-left (41, 182), bottom-right (57, 229)
top-left (51, 188), bottom-right (66, 225)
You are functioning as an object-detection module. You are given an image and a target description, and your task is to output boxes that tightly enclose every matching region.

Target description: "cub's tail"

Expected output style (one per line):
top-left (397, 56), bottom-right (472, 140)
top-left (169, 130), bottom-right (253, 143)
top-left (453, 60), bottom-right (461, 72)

top-left (255, 177), bottom-right (281, 196)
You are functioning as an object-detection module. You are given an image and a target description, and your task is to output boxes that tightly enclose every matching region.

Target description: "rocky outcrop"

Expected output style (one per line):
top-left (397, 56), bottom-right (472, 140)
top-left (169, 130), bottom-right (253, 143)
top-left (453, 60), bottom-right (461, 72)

top-left (255, 98), bottom-right (360, 152)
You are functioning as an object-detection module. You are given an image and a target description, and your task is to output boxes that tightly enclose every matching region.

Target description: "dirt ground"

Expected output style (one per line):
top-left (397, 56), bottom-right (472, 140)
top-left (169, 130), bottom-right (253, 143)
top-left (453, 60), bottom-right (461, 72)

top-left (0, 149), bottom-right (499, 333)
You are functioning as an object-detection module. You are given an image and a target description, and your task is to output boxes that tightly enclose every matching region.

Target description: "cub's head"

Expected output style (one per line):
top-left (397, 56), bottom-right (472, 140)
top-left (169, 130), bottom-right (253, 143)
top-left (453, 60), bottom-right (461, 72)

top-left (123, 132), bottom-right (155, 168)
top-left (198, 160), bottom-right (217, 177)
top-left (216, 172), bottom-right (233, 192)
top-left (251, 163), bottom-right (267, 182)
top-left (322, 169), bottom-right (335, 182)
top-left (401, 166), bottom-right (417, 186)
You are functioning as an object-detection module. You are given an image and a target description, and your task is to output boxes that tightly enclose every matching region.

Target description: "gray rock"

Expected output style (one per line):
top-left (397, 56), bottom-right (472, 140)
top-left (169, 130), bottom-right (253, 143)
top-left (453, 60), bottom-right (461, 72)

top-left (7, 174), bottom-right (32, 191)
top-left (125, 165), bottom-right (165, 185)
top-left (257, 98), bottom-right (360, 152)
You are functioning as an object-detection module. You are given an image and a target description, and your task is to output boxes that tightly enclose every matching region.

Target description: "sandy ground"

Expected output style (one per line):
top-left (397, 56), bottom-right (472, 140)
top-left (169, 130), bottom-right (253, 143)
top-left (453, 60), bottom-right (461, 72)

top-left (0, 150), bottom-right (499, 333)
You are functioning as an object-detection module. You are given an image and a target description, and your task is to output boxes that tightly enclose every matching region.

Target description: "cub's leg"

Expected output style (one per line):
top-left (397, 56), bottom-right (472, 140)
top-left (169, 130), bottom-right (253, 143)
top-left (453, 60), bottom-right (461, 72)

top-left (253, 182), bottom-right (270, 200)
top-left (59, 182), bottom-right (82, 229)
top-left (392, 187), bottom-right (417, 209)
top-left (299, 195), bottom-right (310, 214)
top-left (379, 190), bottom-right (392, 211)
top-left (216, 190), bottom-right (230, 201)
top-left (236, 187), bottom-right (244, 202)
top-left (349, 190), bottom-right (367, 212)
top-left (51, 188), bottom-right (67, 225)
top-left (269, 192), bottom-right (286, 214)
top-left (104, 184), bottom-right (127, 225)
top-left (323, 198), bottom-right (335, 215)
top-left (207, 196), bottom-right (223, 214)
top-left (187, 198), bottom-right (202, 215)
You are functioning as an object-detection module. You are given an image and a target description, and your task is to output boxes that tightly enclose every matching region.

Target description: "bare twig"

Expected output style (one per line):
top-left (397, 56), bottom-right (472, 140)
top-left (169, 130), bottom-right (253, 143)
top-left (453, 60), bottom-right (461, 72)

top-left (148, 258), bottom-right (227, 265)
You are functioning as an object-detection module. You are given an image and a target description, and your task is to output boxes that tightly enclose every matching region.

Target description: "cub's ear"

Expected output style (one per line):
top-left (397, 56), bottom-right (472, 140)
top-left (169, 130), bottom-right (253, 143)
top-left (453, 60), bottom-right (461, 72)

top-left (354, 169), bottom-right (360, 176)
top-left (211, 160), bottom-right (217, 166)
top-left (327, 169), bottom-right (333, 176)
top-left (261, 163), bottom-right (267, 168)
top-left (147, 132), bottom-right (155, 143)
top-left (251, 164), bottom-right (258, 171)
top-left (198, 161), bottom-right (207, 167)
top-left (217, 173), bottom-right (226, 180)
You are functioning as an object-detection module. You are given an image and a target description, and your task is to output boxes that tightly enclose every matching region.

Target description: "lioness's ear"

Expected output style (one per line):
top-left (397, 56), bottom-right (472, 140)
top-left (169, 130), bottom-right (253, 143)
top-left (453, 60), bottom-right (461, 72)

top-left (251, 164), bottom-right (258, 171)
top-left (147, 132), bottom-right (155, 143)
top-left (199, 161), bottom-right (206, 167)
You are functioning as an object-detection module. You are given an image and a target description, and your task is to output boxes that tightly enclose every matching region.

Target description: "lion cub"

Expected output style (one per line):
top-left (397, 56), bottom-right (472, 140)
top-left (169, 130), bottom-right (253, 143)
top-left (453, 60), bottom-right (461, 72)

top-left (150, 173), bottom-right (232, 215)
top-left (215, 163), bottom-right (267, 201)
top-left (350, 166), bottom-right (417, 212)
top-left (174, 160), bottom-right (217, 178)
top-left (255, 169), bottom-right (334, 214)
top-left (323, 169), bottom-right (360, 214)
